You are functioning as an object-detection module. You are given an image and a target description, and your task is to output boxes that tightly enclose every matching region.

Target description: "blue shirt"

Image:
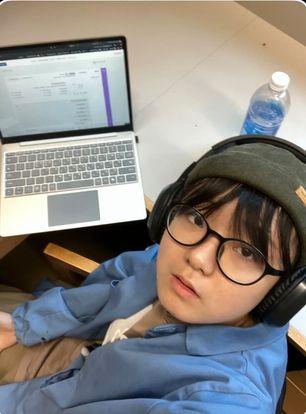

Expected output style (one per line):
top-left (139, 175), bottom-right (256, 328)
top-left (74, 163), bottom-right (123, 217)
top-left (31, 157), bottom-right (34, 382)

top-left (0, 245), bottom-right (288, 414)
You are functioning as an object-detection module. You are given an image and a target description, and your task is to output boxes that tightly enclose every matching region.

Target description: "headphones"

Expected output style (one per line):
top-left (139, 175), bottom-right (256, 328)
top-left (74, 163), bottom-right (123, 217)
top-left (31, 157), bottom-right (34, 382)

top-left (147, 134), bottom-right (306, 326)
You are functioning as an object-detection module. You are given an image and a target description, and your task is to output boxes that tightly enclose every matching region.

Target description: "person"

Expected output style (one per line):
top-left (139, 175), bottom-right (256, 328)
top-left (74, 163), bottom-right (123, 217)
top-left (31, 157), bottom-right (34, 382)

top-left (0, 137), bottom-right (305, 414)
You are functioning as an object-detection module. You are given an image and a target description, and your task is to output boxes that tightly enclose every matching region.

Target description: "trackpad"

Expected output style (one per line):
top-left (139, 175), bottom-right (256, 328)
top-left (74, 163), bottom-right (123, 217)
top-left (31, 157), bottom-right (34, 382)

top-left (48, 191), bottom-right (100, 227)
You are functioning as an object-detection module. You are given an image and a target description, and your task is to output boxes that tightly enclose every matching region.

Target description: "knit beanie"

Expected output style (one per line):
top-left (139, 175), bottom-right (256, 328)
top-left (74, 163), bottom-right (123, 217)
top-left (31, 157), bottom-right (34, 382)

top-left (184, 142), bottom-right (306, 266)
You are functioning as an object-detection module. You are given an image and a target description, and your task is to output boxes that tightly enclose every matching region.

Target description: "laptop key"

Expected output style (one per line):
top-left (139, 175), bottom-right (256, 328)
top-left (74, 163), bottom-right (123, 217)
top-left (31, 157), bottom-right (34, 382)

top-left (49, 184), bottom-right (56, 191)
top-left (119, 167), bottom-right (136, 174)
top-left (34, 185), bottom-right (41, 193)
top-left (126, 174), bottom-right (137, 182)
top-left (25, 186), bottom-right (33, 194)
top-left (6, 157), bottom-right (18, 164)
top-left (6, 179), bottom-right (25, 187)
top-left (122, 159), bottom-right (135, 166)
top-left (109, 177), bottom-right (116, 184)
top-left (6, 165), bottom-right (15, 172)
top-left (6, 172), bottom-right (21, 179)
top-left (42, 184), bottom-right (48, 192)
top-left (26, 178), bottom-right (35, 185)
top-left (117, 175), bottom-right (126, 183)
top-left (57, 179), bottom-right (94, 190)
top-left (15, 187), bottom-right (24, 195)
top-left (125, 152), bottom-right (134, 158)
top-left (102, 177), bottom-right (109, 185)
top-left (5, 188), bottom-right (14, 196)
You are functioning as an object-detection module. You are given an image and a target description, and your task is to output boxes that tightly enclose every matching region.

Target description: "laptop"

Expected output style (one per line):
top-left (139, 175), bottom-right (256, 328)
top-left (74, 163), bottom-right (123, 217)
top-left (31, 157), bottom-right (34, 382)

top-left (0, 36), bottom-right (147, 236)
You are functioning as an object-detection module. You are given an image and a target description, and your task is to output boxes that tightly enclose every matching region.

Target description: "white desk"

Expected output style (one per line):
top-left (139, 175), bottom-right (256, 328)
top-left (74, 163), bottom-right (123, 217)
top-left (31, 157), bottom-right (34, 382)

top-left (0, 0), bottom-right (305, 351)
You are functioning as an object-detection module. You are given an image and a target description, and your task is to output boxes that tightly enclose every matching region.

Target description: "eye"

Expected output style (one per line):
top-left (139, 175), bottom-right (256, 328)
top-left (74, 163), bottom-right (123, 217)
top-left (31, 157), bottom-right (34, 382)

top-left (187, 213), bottom-right (204, 228)
top-left (235, 246), bottom-right (257, 261)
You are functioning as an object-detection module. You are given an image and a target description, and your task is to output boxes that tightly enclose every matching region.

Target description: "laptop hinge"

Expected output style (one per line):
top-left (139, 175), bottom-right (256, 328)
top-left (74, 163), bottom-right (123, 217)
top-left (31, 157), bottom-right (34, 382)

top-left (19, 133), bottom-right (119, 147)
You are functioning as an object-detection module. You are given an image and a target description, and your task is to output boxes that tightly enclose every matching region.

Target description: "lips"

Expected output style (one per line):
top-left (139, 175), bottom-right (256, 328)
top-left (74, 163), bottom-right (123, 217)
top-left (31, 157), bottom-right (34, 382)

top-left (173, 274), bottom-right (200, 297)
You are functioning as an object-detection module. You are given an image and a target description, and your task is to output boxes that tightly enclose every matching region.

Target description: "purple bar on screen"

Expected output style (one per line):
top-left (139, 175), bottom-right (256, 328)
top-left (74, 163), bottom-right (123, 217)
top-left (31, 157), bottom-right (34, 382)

top-left (101, 68), bottom-right (113, 127)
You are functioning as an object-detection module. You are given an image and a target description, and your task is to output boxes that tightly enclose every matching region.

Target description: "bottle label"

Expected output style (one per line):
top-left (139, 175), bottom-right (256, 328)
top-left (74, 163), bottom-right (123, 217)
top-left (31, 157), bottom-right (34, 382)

top-left (295, 186), bottom-right (306, 207)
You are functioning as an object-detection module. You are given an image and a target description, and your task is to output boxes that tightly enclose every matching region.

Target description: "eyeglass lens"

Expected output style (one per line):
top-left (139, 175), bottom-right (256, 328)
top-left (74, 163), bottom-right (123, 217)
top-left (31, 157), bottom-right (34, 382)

top-left (167, 205), bottom-right (266, 284)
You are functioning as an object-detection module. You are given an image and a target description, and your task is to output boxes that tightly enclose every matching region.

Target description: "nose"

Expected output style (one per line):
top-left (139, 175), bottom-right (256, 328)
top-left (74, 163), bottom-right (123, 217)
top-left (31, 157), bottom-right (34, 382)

top-left (185, 234), bottom-right (220, 276)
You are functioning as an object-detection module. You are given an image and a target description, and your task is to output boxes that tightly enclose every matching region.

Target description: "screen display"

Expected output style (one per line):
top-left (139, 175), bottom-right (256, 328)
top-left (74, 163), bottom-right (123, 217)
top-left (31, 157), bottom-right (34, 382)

top-left (0, 38), bottom-right (131, 140)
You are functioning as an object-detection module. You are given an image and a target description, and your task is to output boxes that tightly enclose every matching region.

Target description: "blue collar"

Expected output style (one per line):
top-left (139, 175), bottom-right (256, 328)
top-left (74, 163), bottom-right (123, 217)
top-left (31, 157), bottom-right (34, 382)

top-left (185, 322), bottom-right (288, 356)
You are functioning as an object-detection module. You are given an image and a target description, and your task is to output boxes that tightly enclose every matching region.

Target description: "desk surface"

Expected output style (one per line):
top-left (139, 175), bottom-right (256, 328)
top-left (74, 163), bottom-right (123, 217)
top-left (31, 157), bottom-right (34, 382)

top-left (0, 1), bottom-right (305, 351)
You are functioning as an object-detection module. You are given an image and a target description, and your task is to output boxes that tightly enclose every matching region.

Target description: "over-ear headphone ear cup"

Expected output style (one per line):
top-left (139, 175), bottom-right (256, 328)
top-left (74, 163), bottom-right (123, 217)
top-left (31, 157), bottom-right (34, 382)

top-left (253, 266), bottom-right (306, 326)
top-left (147, 180), bottom-right (185, 244)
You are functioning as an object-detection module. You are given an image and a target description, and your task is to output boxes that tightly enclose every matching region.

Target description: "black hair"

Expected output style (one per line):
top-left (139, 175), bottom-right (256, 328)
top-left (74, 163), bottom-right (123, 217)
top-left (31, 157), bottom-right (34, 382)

top-left (180, 177), bottom-right (300, 271)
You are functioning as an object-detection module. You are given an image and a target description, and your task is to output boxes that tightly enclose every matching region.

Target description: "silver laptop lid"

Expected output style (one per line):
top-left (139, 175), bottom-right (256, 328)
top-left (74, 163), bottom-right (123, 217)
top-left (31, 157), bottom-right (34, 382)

top-left (0, 36), bottom-right (133, 144)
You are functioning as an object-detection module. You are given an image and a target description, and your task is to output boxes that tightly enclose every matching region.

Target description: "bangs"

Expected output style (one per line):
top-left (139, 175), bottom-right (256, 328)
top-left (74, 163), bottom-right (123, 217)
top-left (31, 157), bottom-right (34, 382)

top-left (180, 177), bottom-right (300, 271)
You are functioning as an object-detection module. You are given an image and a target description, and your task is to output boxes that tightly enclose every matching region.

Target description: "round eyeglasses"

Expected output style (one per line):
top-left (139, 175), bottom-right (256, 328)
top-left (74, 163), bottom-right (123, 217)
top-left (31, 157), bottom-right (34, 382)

top-left (166, 204), bottom-right (289, 286)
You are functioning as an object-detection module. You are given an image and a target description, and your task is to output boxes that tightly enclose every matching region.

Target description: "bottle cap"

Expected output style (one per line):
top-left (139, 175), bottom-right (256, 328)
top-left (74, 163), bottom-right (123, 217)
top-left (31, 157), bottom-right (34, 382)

top-left (269, 71), bottom-right (290, 92)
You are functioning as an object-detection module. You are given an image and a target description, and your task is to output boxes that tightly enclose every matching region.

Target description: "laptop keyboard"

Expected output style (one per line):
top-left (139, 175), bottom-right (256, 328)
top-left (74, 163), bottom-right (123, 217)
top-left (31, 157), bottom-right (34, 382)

top-left (4, 140), bottom-right (138, 198)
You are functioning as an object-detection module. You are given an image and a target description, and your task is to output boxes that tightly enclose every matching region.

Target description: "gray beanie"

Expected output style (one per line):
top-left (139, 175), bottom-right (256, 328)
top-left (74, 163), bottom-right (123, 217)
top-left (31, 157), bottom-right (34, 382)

top-left (184, 143), bottom-right (306, 266)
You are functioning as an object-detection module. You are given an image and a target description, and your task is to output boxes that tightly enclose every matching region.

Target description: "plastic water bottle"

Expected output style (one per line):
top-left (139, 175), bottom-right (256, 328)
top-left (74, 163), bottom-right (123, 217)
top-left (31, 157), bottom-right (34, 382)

top-left (240, 72), bottom-right (291, 136)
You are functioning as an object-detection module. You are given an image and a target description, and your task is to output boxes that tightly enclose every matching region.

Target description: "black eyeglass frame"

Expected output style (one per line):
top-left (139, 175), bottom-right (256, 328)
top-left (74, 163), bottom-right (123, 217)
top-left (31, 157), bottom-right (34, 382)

top-left (166, 204), bottom-right (290, 286)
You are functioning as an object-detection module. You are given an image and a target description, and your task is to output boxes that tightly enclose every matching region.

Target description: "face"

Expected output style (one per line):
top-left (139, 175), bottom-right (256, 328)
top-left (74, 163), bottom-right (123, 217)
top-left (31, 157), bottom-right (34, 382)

top-left (156, 200), bottom-right (282, 327)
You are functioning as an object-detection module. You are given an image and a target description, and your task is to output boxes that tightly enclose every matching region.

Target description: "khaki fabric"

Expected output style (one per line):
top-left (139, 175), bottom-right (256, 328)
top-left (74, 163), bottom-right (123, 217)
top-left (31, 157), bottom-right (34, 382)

top-left (0, 284), bottom-right (92, 385)
top-left (0, 284), bottom-right (178, 386)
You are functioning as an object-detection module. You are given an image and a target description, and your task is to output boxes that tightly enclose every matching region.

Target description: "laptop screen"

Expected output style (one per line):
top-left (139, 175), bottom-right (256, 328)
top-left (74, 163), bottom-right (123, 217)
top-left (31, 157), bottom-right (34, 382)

top-left (0, 36), bottom-right (133, 143)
